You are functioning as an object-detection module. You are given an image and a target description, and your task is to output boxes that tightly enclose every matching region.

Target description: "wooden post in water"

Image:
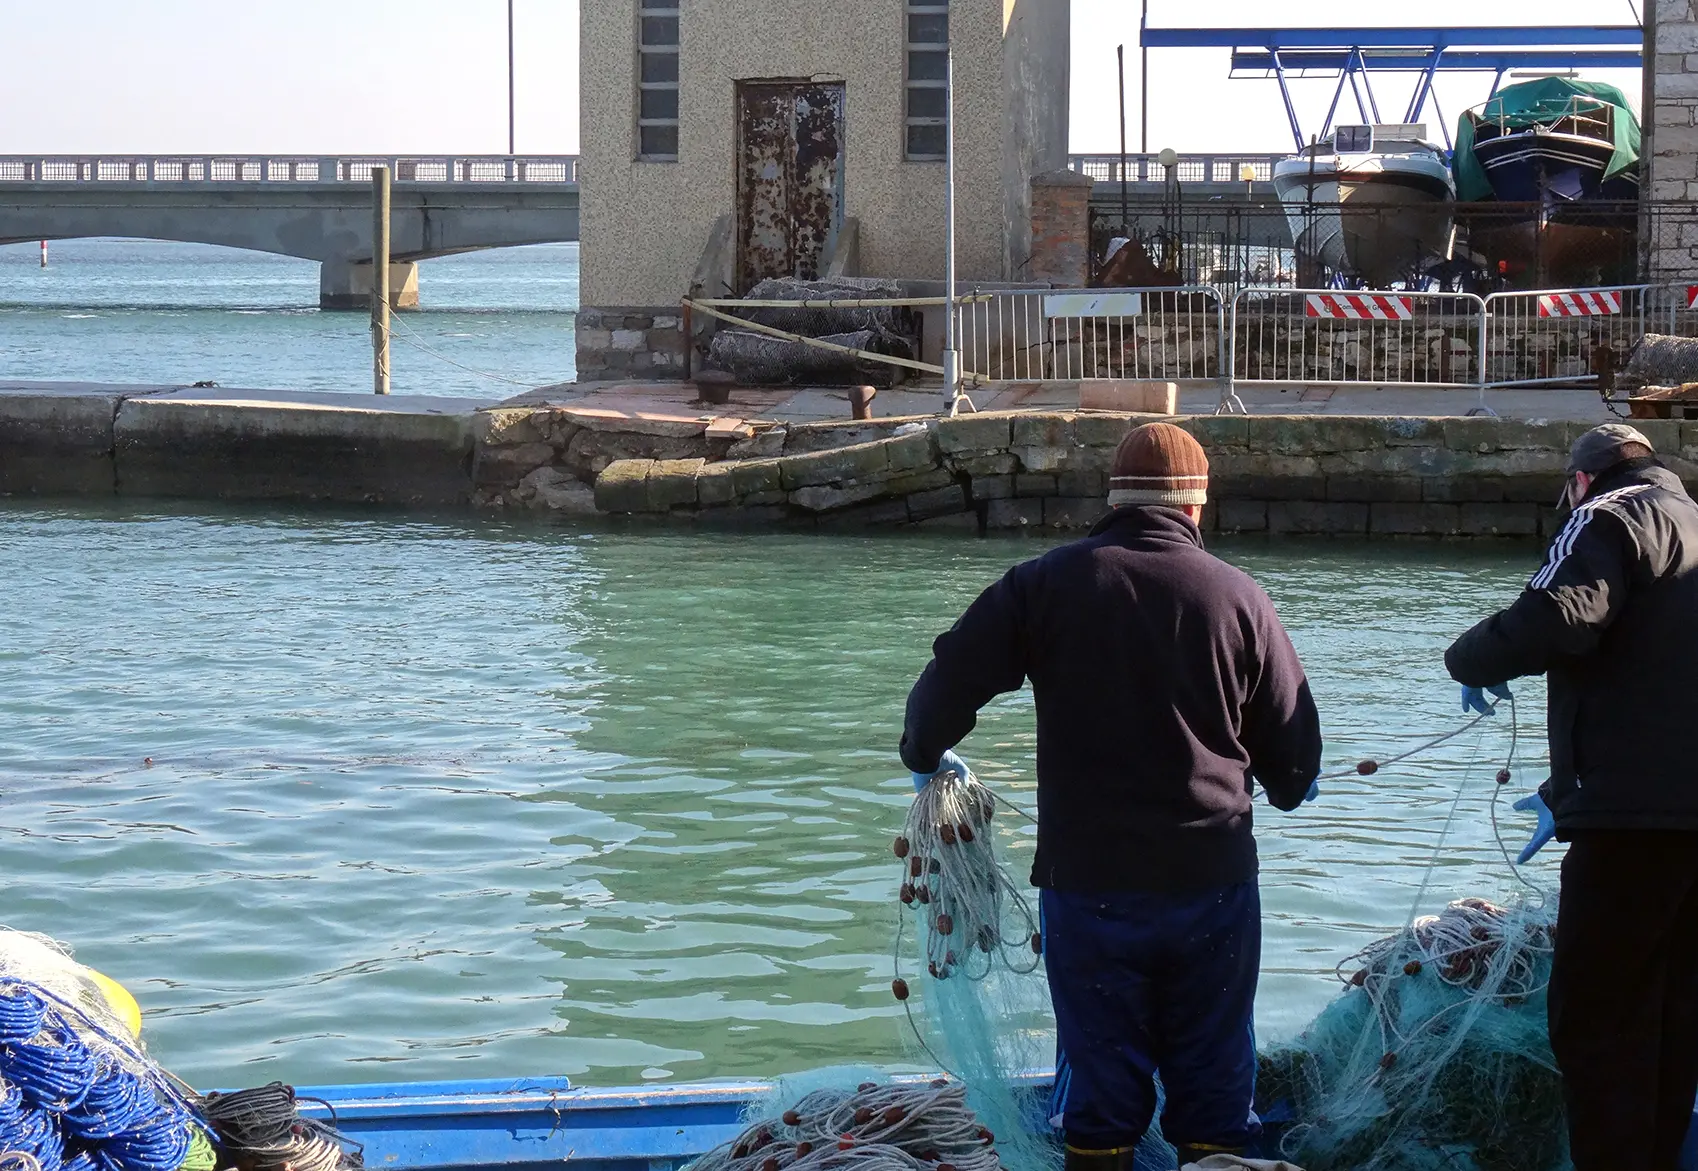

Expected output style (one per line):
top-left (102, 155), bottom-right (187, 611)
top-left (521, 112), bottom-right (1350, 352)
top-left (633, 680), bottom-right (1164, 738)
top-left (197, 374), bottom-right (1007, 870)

top-left (371, 165), bottom-right (391, 395)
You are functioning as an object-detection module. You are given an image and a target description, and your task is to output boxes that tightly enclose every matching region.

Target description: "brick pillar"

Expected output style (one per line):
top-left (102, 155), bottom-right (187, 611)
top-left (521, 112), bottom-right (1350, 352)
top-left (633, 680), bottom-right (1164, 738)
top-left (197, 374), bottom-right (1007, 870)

top-left (1651, 0), bottom-right (1698, 283)
top-left (1028, 170), bottom-right (1094, 287)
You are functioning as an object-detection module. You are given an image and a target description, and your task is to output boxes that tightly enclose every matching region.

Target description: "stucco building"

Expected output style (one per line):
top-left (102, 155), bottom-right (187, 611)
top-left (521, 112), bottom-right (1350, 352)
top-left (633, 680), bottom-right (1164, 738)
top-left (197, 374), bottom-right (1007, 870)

top-left (576, 0), bottom-right (1070, 379)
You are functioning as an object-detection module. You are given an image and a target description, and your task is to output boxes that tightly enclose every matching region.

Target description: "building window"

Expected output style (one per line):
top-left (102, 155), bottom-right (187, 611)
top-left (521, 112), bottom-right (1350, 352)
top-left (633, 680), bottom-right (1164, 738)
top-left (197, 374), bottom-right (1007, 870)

top-left (637, 0), bottom-right (679, 161)
top-left (905, 0), bottom-right (948, 160)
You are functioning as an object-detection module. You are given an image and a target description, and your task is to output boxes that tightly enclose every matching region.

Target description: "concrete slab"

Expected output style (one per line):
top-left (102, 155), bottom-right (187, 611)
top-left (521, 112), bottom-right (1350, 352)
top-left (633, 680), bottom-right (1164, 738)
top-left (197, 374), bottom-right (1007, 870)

top-left (114, 387), bottom-right (484, 506)
top-left (0, 382), bottom-right (182, 495)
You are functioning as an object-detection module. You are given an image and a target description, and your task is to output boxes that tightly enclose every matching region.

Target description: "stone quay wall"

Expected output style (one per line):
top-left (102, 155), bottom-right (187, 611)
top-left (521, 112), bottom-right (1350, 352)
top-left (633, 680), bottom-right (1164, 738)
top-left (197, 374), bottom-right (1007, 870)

top-left (573, 307), bottom-right (688, 382)
top-left (472, 409), bottom-right (1698, 537)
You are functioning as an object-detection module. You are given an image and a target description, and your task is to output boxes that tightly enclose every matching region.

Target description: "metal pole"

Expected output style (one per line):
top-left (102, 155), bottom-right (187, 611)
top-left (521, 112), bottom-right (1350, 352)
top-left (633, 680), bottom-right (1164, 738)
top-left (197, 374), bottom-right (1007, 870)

top-left (372, 165), bottom-right (391, 396)
top-left (943, 23), bottom-right (961, 415)
top-left (1117, 45), bottom-right (1129, 234)
top-left (39, 241), bottom-right (47, 268)
top-left (507, 0), bottom-right (516, 156)
top-left (1139, 0), bottom-right (1149, 153)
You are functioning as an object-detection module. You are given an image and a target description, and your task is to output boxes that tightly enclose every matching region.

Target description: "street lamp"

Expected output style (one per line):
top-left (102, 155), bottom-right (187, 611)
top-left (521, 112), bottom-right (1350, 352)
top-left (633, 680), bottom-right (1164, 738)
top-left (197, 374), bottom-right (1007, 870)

top-left (507, 0), bottom-right (516, 156)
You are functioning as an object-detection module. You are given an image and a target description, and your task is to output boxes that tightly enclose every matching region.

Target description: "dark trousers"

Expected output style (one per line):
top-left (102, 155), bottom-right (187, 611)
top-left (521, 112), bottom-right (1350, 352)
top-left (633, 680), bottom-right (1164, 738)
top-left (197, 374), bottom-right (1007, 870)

top-left (1042, 883), bottom-right (1261, 1153)
top-left (1550, 831), bottom-right (1698, 1170)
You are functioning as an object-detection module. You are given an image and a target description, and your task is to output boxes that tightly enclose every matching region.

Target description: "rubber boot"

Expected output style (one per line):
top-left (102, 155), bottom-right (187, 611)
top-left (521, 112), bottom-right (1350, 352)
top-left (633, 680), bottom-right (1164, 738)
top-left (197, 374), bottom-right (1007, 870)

top-left (1173, 1144), bottom-right (1245, 1169)
top-left (1063, 1145), bottom-right (1141, 1171)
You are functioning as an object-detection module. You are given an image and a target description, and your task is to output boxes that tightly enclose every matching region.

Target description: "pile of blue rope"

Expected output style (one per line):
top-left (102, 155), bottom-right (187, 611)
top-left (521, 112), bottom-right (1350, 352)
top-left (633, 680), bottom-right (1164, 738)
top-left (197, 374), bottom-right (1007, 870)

top-left (0, 981), bottom-right (199, 1171)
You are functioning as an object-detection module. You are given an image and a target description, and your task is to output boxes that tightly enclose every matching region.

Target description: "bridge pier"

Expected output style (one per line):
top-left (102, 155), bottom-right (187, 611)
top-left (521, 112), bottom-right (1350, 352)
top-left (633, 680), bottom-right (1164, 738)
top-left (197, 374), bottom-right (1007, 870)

top-left (319, 260), bottom-right (420, 312)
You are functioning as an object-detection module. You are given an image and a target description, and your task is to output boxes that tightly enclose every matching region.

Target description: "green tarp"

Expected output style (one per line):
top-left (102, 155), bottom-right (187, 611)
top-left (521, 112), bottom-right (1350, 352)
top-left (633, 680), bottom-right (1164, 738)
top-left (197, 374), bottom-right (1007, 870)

top-left (1453, 77), bottom-right (1641, 202)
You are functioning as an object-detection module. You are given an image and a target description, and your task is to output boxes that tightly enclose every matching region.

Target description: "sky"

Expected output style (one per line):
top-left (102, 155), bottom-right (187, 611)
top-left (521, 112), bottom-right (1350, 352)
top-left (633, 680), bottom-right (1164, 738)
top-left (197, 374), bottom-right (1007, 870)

top-left (0, 0), bottom-right (1646, 157)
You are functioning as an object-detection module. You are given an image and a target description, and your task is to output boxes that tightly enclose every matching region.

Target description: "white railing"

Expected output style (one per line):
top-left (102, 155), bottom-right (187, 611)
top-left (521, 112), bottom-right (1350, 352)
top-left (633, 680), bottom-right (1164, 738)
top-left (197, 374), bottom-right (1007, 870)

top-left (1481, 284), bottom-right (1654, 388)
top-left (1068, 153), bottom-right (1282, 185)
top-left (1231, 288), bottom-right (1487, 390)
top-left (955, 286), bottom-right (1228, 383)
top-left (0, 155), bottom-right (578, 184)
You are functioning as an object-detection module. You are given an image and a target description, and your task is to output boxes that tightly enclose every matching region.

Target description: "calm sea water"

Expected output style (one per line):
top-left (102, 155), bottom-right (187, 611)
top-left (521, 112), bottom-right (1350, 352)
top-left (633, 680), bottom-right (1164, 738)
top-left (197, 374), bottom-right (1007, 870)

top-left (0, 239), bottom-right (578, 397)
top-left (0, 501), bottom-right (1553, 1090)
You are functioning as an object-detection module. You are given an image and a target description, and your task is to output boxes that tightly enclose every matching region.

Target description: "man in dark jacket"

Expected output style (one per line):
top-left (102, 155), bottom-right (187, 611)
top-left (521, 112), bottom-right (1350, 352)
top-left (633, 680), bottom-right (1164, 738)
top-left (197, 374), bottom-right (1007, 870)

top-left (900, 422), bottom-right (1323, 1171)
top-left (1446, 422), bottom-right (1698, 1170)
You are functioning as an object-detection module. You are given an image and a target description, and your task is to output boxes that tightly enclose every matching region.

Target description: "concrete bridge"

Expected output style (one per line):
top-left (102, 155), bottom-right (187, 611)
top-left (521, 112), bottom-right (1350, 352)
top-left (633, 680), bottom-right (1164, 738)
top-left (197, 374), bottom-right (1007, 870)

top-left (0, 155), bottom-right (581, 308)
top-left (0, 152), bottom-right (1283, 308)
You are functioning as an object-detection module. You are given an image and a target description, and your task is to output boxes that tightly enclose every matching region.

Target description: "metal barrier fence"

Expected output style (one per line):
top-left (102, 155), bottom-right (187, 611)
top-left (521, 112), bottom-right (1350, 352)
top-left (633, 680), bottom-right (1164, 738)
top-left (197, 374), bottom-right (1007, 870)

top-left (1230, 288), bottom-right (1487, 389)
top-left (1480, 284), bottom-right (1654, 388)
top-left (0, 155), bottom-right (578, 184)
top-left (955, 286), bottom-right (1227, 383)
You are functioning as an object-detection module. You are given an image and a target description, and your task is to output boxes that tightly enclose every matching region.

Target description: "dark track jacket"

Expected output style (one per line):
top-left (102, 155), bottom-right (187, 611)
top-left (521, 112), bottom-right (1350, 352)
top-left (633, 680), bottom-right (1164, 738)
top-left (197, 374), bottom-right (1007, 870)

top-left (899, 507), bottom-right (1323, 892)
top-left (1446, 460), bottom-right (1698, 833)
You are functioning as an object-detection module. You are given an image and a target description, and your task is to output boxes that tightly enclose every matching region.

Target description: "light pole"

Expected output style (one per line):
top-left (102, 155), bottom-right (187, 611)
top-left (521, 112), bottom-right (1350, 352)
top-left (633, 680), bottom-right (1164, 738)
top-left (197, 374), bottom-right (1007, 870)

top-left (942, 15), bottom-right (963, 416)
top-left (507, 0), bottom-right (516, 156)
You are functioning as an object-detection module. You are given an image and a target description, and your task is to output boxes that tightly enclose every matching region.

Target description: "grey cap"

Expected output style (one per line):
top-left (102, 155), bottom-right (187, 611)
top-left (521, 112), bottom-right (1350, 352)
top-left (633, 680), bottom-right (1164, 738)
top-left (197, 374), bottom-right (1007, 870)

top-left (1568, 423), bottom-right (1655, 475)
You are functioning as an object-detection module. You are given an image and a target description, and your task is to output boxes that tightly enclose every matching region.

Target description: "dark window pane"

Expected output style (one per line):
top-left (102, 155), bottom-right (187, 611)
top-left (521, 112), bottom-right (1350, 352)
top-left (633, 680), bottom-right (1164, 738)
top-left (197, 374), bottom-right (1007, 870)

top-left (907, 123), bottom-right (946, 158)
top-left (908, 13), bottom-right (948, 42)
top-left (640, 87), bottom-right (679, 120)
top-left (640, 15), bottom-right (678, 45)
top-left (640, 50), bottom-right (678, 82)
top-left (640, 0), bottom-right (676, 7)
top-left (907, 87), bottom-right (947, 118)
top-left (640, 124), bottom-right (679, 159)
top-left (908, 49), bottom-right (947, 81)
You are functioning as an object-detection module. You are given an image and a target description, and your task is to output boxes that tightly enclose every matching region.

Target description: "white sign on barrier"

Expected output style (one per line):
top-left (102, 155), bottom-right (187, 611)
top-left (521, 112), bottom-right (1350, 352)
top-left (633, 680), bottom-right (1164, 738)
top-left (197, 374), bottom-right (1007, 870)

top-left (1536, 291), bottom-right (1621, 318)
top-left (1042, 292), bottom-right (1142, 319)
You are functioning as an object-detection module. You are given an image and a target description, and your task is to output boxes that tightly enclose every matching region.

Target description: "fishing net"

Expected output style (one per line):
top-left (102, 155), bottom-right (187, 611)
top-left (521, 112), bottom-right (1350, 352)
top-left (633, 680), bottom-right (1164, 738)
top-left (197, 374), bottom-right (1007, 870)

top-left (707, 328), bottom-right (917, 388)
top-left (739, 279), bottom-right (913, 337)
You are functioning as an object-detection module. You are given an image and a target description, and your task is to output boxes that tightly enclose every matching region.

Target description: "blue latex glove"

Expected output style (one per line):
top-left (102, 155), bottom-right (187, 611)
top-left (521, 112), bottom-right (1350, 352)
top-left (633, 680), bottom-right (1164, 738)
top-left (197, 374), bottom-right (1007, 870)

top-left (1304, 780), bottom-right (1320, 804)
top-left (1512, 793), bottom-right (1557, 864)
top-left (912, 749), bottom-right (970, 793)
top-left (1461, 682), bottom-right (1514, 715)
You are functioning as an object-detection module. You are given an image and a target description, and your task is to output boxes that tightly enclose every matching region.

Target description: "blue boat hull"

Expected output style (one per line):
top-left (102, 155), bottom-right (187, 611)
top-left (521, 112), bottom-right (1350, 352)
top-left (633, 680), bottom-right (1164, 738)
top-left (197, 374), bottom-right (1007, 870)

top-left (290, 1073), bottom-right (1698, 1171)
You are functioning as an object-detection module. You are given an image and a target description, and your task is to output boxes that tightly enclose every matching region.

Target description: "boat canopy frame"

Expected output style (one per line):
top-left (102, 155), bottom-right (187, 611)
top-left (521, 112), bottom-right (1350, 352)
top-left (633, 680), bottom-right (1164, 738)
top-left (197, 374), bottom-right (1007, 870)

top-left (1138, 25), bottom-right (1642, 152)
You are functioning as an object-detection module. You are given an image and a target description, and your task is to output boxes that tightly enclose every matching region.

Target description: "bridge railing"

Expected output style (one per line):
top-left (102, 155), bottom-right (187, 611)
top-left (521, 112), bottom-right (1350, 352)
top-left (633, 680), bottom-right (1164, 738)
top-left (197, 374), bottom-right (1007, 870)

top-left (0, 156), bottom-right (579, 184)
top-left (1067, 153), bottom-right (1283, 185)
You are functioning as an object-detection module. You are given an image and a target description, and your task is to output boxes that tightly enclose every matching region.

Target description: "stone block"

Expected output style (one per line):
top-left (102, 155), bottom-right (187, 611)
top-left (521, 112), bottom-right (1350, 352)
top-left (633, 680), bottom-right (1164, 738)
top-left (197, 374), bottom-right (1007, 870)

top-left (1216, 499), bottom-right (1268, 532)
top-left (906, 484), bottom-right (971, 520)
top-left (1423, 475), bottom-right (1507, 503)
top-left (474, 407), bottom-right (552, 448)
top-left (1632, 418), bottom-right (1683, 455)
top-left (1325, 476), bottom-right (1422, 503)
top-left (575, 327), bottom-right (613, 351)
top-left (1180, 415), bottom-right (1250, 448)
top-left (725, 427), bottom-right (787, 460)
top-left (472, 440), bottom-right (555, 488)
top-left (1267, 501), bottom-right (1368, 535)
top-left (935, 412), bottom-right (1014, 454)
top-left (1079, 381), bottom-right (1177, 414)
top-left (1502, 475), bottom-right (1567, 504)
top-left (696, 462), bottom-right (738, 507)
top-left (1248, 416), bottom-right (1385, 455)
top-left (1014, 473), bottom-right (1058, 497)
top-left (740, 490), bottom-right (788, 507)
top-left (1011, 413), bottom-right (1075, 450)
top-left (882, 468), bottom-right (958, 496)
top-left (1659, 21), bottom-right (1698, 52)
top-left (951, 453), bottom-right (1019, 477)
top-left (730, 458), bottom-right (784, 498)
top-left (783, 419), bottom-right (913, 453)
top-left (815, 499), bottom-right (912, 528)
top-left (0, 386), bottom-right (129, 495)
top-left (1370, 502), bottom-right (1463, 536)
top-left (779, 441), bottom-right (890, 489)
top-left (651, 314), bottom-right (681, 330)
top-left (518, 466), bottom-right (598, 515)
top-left (970, 474), bottom-right (1016, 501)
top-left (1013, 444), bottom-right (1074, 473)
top-left (985, 498), bottom-right (1043, 529)
top-left (1459, 502), bottom-right (1541, 536)
top-left (594, 459), bottom-right (655, 513)
top-left (1044, 497), bottom-right (1106, 529)
top-left (1442, 417), bottom-right (1505, 453)
top-left (1072, 413), bottom-right (1138, 450)
top-left (611, 329), bottom-right (646, 351)
top-left (884, 428), bottom-right (940, 473)
top-left (789, 480), bottom-right (888, 512)
top-left (1493, 419), bottom-right (1573, 451)
top-left (1057, 470), bottom-right (1107, 498)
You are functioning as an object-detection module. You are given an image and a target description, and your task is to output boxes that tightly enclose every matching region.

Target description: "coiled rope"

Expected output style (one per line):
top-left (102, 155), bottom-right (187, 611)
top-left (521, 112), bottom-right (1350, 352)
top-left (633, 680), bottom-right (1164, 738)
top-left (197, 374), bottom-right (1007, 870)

top-left (687, 1080), bottom-right (1001, 1171)
top-left (200, 1084), bottom-right (360, 1171)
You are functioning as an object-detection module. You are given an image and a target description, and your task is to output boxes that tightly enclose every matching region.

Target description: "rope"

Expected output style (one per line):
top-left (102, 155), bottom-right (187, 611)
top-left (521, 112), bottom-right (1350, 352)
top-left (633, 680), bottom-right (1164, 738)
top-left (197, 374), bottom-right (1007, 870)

top-left (685, 300), bottom-right (965, 381)
top-left (378, 314), bottom-right (543, 389)
top-left (199, 1084), bottom-right (360, 1171)
top-left (686, 1080), bottom-right (1001, 1171)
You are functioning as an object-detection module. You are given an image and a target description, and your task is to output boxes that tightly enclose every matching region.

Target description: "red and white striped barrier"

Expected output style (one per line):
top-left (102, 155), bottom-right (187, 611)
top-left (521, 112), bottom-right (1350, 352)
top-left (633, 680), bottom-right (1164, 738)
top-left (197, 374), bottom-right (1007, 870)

top-left (1686, 285), bottom-right (1698, 310)
top-left (1536, 291), bottom-right (1621, 318)
top-left (1304, 293), bottom-right (1414, 320)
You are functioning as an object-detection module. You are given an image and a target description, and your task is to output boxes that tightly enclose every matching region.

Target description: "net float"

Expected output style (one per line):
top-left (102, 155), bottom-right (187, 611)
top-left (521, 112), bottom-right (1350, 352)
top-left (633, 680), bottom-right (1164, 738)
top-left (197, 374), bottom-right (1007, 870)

top-left (909, 856), bottom-right (923, 878)
top-left (893, 836), bottom-right (911, 859)
top-left (796, 1144), bottom-right (813, 1157)
top-left (899, 883), bottom-right (915, 905)
top-left (1496, 769), bottom-right (1512, 785)
top-left (891, 979), bottom-right (909, 1001)
top-left (1031, 932), bottom-right (1043, 955)
top-left (854, 1107), bottom-right (873, 1125)
top-left (1357, 760), bottom-right (1378, 775)
top-left (935, 913), bottom-right (954, 936)
top-left (939, 824), bottom-right (956, 846)
top-left (782, 1111), bottom-right (801, 1127)
top-left (883, 1106), bottom-right (905, 1125)
top-left (957, 823), bottom-right (974, 843)
top-left (1404, 960), bottom-right (1422, 976)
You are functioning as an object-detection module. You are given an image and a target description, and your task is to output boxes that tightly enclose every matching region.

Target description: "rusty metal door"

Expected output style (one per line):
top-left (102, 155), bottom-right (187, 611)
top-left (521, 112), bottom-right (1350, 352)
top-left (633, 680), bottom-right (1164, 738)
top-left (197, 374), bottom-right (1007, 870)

top-left (735, 80), bottom-right (846, 294)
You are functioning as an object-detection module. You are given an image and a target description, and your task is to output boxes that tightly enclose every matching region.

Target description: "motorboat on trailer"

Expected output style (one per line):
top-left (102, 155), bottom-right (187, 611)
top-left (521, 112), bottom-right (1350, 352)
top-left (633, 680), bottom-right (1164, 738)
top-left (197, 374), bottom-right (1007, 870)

top-left (1453, 77), bottom-right (1642, 285)
top-left (1272, 124), bottom-right (1456, 287)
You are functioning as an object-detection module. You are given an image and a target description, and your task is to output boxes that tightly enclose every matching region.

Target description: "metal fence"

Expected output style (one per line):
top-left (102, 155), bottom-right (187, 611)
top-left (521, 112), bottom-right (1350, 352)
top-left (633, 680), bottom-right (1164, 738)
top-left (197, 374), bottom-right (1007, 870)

top-left (1088, 197), bottom-right (1649, 295)
top-left (1069, 153), bottom-right (1281, 185)
top-left (1480, 285), bottom-right (1655, 388)
top-left (1231, 288), bottom-right (1486, 389)
top-left (955, 286), bottom-right (1227, 383)
top-left (0, 155), bottom-right (578, 184)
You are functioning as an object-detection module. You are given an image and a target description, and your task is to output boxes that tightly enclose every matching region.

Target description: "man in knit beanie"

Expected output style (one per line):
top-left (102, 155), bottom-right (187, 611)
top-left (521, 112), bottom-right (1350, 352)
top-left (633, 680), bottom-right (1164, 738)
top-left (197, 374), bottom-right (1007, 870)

top-left (901, 421), bottom-right (1323, 1171)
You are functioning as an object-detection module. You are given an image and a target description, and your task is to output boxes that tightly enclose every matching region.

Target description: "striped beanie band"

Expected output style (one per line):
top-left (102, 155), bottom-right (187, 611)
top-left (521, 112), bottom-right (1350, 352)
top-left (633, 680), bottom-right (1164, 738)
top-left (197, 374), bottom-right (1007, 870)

top-left (1107, 422), bottom-right (1209, 508)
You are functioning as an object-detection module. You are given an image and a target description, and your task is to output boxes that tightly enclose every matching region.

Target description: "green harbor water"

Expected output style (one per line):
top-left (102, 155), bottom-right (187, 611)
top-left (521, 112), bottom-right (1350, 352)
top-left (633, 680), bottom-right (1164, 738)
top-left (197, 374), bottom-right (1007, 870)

top-left (0, 500), bottom-right (1552, 1090)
